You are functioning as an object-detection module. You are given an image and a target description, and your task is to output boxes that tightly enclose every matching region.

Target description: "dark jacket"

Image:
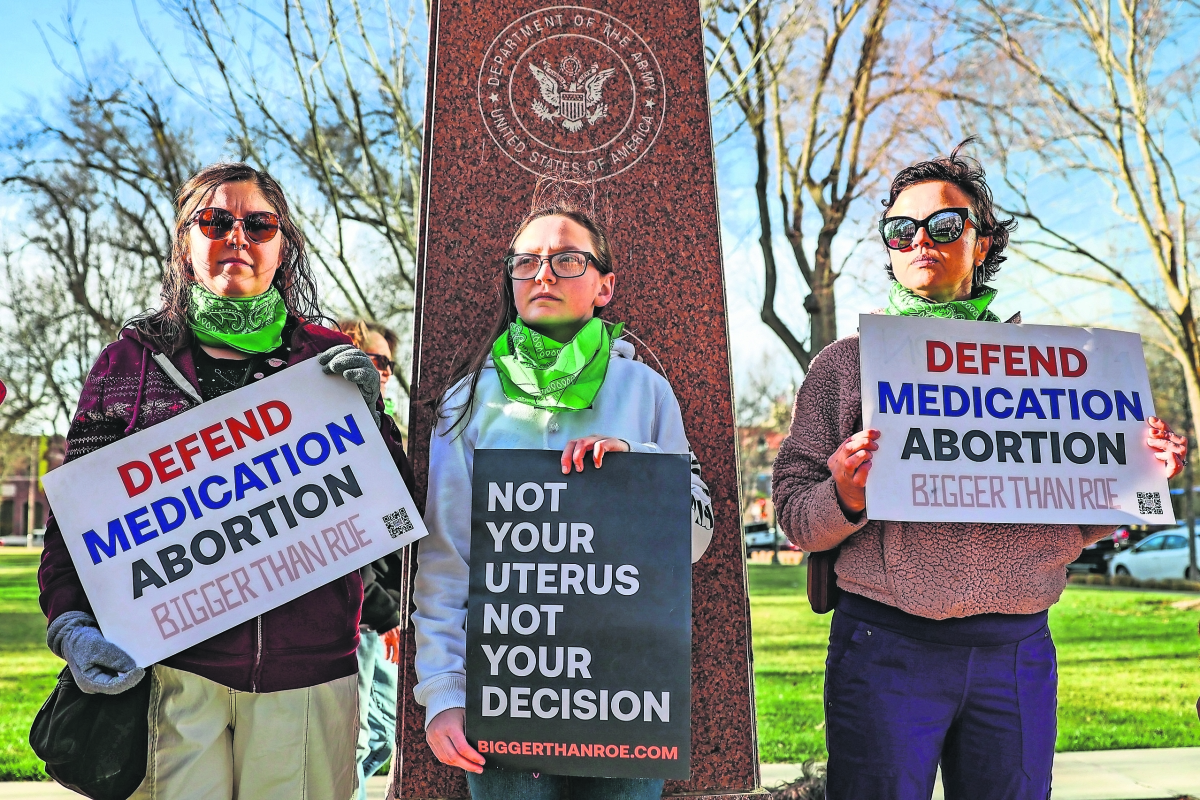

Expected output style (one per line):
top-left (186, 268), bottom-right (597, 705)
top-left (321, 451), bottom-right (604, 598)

top-left (38, 319), bottom-right (416, 693)
top-left (360, 553), bottom-right (405, 633)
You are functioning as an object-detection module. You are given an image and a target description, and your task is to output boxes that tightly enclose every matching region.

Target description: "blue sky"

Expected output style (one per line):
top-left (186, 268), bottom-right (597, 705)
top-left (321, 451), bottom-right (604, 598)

top-left (0, 2), bottom-right (188, 113)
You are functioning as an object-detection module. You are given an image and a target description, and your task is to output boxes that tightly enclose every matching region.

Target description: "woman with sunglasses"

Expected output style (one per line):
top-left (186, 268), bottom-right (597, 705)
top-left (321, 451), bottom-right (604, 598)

top-left (341, 318), bottom-right (402, 421)
top-left (412, 197), bottom-right (714, 800)
top-left (38, 162), bottom-right (413, 799)
top-left (772, 142), bottom-right (1187, 800)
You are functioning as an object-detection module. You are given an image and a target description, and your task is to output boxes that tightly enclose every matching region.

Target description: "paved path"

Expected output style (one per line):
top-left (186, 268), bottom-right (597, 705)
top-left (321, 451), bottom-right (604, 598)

top-left (763, 753), bottom-right (1200, 800)
top-left (0, 776), bottom-right (391, 798)
top-left (761, 748), bottom-right (1200, 799)
top-left (5, 751), bottom-right (1198, 798)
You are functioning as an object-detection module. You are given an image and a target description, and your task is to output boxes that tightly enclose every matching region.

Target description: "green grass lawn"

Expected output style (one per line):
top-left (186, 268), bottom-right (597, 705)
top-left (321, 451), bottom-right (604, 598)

top-left (0, 551), bottom-right (58, 781)
top-left (0, 553), bottom-right (1196, 779)
top-left (749, 563), bottom-right (1200, 764)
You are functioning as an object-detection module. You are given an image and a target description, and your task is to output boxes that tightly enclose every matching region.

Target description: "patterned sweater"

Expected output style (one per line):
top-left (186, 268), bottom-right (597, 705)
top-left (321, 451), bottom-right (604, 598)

top-left (772, 334), bottom-right (1114, 619)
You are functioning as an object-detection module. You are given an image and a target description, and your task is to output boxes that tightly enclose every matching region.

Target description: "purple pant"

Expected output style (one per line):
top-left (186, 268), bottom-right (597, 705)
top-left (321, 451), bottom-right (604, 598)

top-left (824, 594), bottom-right (1056, 800)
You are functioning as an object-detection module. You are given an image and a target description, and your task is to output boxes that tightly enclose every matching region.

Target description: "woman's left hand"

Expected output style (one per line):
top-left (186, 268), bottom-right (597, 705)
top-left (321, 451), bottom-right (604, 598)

top-left (1146, 416), bottom-right (1188, 479)
top-left (561, 435), bottom-right (630, 473)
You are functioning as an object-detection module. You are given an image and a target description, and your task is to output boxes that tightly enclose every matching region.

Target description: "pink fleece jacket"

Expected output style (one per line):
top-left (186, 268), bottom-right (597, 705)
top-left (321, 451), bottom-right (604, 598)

top-left (772, 334), bottom-right (1114, 619)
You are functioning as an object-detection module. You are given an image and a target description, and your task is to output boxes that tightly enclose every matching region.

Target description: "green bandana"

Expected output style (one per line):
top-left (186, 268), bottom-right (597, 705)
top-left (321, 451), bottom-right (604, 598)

top-left (886, 283), bottom-right (1001, 322)
top-left (188, 283), bottom-right (287, 354)
top-left (492, 317), bottom-right (624, 411)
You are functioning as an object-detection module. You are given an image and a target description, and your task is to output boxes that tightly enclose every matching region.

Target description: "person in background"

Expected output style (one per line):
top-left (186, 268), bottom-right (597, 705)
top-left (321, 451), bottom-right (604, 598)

top-left (338, 318), bottom-right (405, 797)
top-left (772, 142), bottom-right (1187, 800)
top-left (342, 320), bottom-right (403, 424)
top-left (38, 162), bottom-right (414, 800)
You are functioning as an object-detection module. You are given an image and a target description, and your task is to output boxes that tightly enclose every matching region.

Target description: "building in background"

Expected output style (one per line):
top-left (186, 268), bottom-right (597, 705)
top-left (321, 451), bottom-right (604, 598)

top-left (738, 426), bottom-right (784, 525)
top-left (0, 435), bottom-right (64, 543)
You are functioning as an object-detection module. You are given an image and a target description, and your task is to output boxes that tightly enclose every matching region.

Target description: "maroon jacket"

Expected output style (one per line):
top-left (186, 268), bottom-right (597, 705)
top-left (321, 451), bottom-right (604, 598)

top-left (39, 319), bottom-right (416, 692)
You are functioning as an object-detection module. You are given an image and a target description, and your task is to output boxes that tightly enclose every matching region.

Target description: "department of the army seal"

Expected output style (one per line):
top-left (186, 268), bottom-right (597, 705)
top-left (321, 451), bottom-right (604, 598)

top-left (478, 7), bottom-right (667, 181)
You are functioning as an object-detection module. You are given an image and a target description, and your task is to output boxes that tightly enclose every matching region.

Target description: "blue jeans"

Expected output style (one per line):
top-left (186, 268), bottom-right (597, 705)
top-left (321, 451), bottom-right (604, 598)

top-left (466, 769), bottom-right (664, 800)
top-left (824, 601), bottom-right (1057, 800)
top-left (355, 630), bottom-right (399, 799)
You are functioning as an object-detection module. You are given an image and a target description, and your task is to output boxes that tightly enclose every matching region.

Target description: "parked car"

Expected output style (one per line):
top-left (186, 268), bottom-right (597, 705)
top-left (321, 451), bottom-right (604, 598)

top-left (743, 522), bottom-right (798, 552)
top-left (1108, 526), bottom-right (1200, 581)
top-left (1069, 532), bottom-right (1123, 574)
top-left (0, 530), bottom-right (44, 547)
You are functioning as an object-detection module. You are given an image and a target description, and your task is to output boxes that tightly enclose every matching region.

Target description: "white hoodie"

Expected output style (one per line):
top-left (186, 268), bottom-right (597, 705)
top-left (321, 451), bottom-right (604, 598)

top-left (411, 338), bottom-right (715, 725)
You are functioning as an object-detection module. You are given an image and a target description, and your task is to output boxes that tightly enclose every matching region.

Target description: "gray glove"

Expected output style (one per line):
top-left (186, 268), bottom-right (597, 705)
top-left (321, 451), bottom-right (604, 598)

top-left (319, 344), bottom-right (382, 427)
top-left (47, 611), bottom-right (145, 695)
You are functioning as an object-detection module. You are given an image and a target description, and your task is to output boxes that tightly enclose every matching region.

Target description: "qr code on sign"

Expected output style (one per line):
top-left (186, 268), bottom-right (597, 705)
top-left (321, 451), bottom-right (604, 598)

top-left (383, 508), bottom-right (414, 539)
top-left (1137, 491), bottom-right (1163, 515)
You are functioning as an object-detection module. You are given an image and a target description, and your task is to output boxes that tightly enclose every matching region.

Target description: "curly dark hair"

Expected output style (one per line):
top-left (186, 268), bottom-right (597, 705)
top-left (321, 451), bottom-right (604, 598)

top-left (881, 138), bottom-right (1017, 287)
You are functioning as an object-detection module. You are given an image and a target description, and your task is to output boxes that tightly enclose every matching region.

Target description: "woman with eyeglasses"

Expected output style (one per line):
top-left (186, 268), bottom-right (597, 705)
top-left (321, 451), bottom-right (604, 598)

top-left (771, 142), bottom-right (1187, 800)
top-left (411, 197), bottom-right (714, 800)
top-left (38, 162), bottom-right (413, 799)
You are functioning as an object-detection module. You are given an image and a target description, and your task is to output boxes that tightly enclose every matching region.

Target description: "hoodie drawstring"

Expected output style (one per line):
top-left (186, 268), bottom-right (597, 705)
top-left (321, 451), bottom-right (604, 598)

top-left (125, 347), bottom-right (149, 434)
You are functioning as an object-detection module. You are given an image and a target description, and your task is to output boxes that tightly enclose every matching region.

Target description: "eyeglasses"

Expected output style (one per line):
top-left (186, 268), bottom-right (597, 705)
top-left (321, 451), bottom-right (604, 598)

top-left (192, 207), bottom-right (281, 244)
top-left (503, 251), bottom-right (599, 280)
top-left (365, 352), bottom-right (394, 372)
top-left (879, 208), bottom-right (980, 250)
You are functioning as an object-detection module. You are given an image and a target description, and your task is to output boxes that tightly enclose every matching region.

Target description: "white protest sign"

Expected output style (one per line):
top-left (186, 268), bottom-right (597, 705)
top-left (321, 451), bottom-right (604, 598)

top-left (860, 314), bottom-right (1174, 525)
top-left (43, 358), bottom-right (427, 667)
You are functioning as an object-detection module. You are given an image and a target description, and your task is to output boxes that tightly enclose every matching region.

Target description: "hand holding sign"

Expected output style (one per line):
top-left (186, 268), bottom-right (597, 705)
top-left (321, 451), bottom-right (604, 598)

top-left (828, 429), bottom-right (880, 516)
top-left (1146, 416), bottom-right (1187, 478)
top-left (427, 708), bottom-right (485, 774)
top-left (560, 434), bottom-right (630, 473)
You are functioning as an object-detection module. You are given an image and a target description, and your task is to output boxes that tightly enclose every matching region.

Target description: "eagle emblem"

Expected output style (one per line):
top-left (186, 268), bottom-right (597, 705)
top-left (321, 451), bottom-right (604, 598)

top-left (529, 56), bottom-right (616, 133)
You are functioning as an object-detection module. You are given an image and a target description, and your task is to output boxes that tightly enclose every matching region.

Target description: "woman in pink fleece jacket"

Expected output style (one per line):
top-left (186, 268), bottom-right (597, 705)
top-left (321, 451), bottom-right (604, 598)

top-left (772, 143), bottom-right (1187, 800)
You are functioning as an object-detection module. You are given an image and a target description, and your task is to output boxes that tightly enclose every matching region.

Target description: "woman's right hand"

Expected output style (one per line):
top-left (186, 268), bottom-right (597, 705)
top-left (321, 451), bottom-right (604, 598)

top-left (426, 707), bottom-right (485, 773)
top-left (561, 434), bottom-right (630, 473)
top-left (828, 429), bottom-right (880, 516)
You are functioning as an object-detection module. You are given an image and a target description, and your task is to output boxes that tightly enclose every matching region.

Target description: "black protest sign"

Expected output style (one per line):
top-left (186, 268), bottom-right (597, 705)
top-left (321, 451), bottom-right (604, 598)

top-left (466, 449), bottom-right (692, 779)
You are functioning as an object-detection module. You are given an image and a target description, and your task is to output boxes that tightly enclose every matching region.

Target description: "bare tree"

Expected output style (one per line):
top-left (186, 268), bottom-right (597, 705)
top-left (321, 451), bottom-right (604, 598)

top-left (0, 12), bottom-right (196, 432)
top-left (952, 0), bottom-right (1200, 456)
top-left (735, 354), bottom-right (796, 518)
top-left (149, 0), bottom-right (425, 398)
top-left (706, 0), bottom-right (953, 370)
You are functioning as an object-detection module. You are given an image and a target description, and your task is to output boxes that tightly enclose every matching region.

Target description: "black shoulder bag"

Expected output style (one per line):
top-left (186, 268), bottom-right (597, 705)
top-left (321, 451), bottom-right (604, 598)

top-left (806, 547), bottom-right (841, 614)
top-left (29, 666), bottom-right (152, 800)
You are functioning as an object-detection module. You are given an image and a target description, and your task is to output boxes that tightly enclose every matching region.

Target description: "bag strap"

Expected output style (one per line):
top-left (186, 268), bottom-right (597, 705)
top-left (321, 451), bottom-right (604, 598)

top-left (151, 352), bottom-right (203, 405)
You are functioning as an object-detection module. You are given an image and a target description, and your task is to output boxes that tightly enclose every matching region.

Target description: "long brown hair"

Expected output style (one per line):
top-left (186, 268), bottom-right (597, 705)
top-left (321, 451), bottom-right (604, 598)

top-left (432, 197), bottom-right (616, 433)
top-left (129, 162), bottom-right (323, 351)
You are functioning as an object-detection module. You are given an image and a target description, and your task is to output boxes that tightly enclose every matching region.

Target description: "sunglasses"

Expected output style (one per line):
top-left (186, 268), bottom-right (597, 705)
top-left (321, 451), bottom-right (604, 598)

top-left (879, 208), bottom-right (980, 250)
top-left (366, 352), bottom-right (394, 372)
top-left (192, 207), bottom-right (281, 244)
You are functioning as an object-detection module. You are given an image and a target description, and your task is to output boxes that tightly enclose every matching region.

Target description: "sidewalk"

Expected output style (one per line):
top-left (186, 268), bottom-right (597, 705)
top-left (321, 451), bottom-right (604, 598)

top-left (3, 751), bottom-right (1198, 798)
top-left (762, 748), bottom-right (1200, 799)
top-left (0, 776), bottom-right (390, 798)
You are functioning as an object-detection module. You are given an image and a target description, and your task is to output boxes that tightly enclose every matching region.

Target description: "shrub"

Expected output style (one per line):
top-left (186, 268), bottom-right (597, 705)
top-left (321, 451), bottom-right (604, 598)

top-left (1066, 574), bottom-right (1200, 592)
top-left (769, 760), bottom-right (826, 800)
